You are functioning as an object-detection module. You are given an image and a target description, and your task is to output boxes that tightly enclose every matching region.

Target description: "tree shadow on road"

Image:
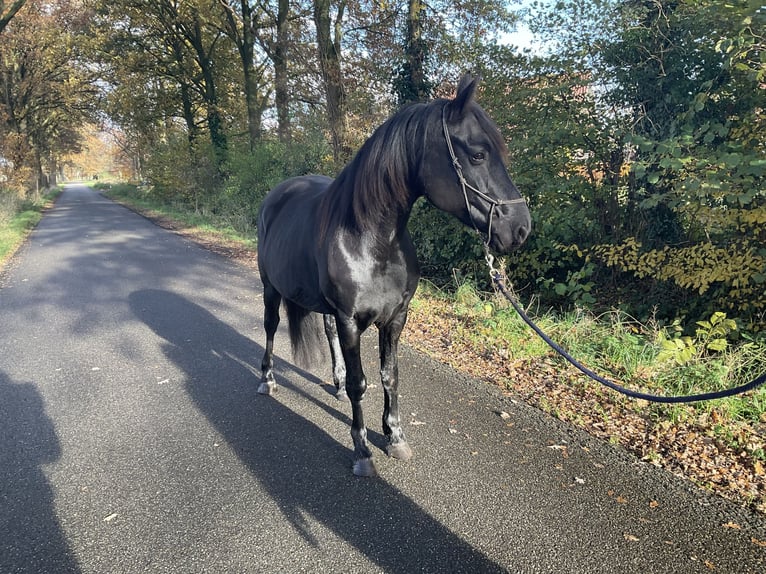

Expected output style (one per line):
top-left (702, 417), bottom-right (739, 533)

top-left (129, 289), bottom-right (505, 573)
top-left (0, 370), bottom-right (81, 573)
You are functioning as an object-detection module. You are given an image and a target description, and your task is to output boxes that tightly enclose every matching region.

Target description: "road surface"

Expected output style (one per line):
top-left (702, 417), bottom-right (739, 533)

top-left (1, 185), bottom-right (765, 573)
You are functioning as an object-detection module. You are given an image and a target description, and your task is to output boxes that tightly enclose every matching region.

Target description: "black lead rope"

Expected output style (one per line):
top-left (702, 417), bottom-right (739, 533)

top-left (487, 263), bottom-right (766, 404)
top-left (441, 106), bottom-right (765, 403)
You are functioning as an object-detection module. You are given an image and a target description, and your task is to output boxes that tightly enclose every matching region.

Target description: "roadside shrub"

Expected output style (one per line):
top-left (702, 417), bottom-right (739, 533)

top-left (220, 136), bottom-right (330, 235)
top-left (0, 191), bottom-right (20, 225)
top-left (140, 133), bottom-right (330, 237)
top-left (142, 136), bottom-right (216, 209)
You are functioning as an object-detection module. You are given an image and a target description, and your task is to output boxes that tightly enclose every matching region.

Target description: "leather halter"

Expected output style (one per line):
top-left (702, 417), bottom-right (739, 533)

top-left (441, 106), bottom-right (526, 250)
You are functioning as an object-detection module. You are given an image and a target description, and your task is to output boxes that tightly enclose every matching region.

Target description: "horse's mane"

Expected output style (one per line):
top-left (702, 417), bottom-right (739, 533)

top-left (317, 102), bottom-right (433, 240)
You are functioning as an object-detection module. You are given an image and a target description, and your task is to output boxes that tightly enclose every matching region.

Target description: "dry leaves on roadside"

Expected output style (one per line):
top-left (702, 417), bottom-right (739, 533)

top-left (403, 298), bottom-right (766, 515)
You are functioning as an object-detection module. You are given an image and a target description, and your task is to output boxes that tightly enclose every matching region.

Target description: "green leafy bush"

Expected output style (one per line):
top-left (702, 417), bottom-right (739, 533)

top-left (140, 135), bottom-right (330, 236)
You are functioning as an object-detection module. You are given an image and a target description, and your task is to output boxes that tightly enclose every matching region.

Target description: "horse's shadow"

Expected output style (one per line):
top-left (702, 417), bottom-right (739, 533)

top-left (129, 289), bottom-right (504, 572)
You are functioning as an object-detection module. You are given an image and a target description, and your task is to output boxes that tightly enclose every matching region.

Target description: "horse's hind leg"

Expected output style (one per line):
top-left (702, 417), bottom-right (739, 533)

top-left (323, 314), bottom-right (348, 401)
top-left (258, 281), bottom-right (281, 395)
top-left (379, 315), bottom-right (413, 461)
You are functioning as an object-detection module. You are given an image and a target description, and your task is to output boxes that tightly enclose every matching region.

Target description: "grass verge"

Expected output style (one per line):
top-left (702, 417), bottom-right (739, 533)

top-left (405, 281), bottom-right (766, 513)
top-left (0, 189), bottom-right (62, 269)
top-left (99, 182), bottom-right (257, 248)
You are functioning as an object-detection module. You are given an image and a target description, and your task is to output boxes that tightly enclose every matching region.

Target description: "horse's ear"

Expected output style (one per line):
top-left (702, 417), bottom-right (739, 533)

top-left (447, 74), bottom-right (480, 121)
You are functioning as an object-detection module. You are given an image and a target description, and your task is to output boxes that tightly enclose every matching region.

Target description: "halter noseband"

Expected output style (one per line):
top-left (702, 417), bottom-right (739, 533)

top-left (441, 106), bottom-right (526, 256)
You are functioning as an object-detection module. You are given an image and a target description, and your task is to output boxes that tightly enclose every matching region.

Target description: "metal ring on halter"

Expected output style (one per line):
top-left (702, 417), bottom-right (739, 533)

top-left (441, 106), bottom-right (526, 249)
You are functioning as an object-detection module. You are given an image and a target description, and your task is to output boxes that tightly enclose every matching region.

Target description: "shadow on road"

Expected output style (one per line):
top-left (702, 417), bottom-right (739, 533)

top-left (130, 289), bottom-right (505, 572)
top-left (0, 370), bottom-right (81, 573)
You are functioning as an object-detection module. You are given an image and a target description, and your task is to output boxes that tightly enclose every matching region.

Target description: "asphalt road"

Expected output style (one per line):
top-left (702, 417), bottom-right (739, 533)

top-left (1, 184), bottom-right (764, 573)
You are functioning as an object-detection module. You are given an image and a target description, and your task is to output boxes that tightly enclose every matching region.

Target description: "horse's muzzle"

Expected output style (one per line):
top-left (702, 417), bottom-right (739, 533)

top-left (488, 203), bottom-right (531, 253)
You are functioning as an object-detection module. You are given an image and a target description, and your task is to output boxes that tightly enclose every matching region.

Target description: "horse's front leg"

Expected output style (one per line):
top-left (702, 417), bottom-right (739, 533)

top-left (379, 314), bottom-right (413, 461)
top-left (335, 315), bottom-right (376, 477)
top-left (323, 314), bottom-right (348, 401)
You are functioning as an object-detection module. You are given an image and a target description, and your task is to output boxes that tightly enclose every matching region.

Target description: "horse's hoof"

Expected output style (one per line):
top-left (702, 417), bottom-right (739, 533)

top-left (352, 458), bottom-right (377, 477)
top-left (387, 442), bottom-right (413, 461)
top-left (257, 381), bottom-right (277, 395)
top-left (335, 386), bottom-right (349, 402)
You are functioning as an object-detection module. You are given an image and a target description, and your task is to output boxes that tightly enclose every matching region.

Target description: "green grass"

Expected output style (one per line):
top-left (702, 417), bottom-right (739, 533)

top-left (99, 182), bottom-right (257, 249)
top-left (0, 189), bottom-right (61, 267)
top-left (413, 280), bottom-right (766, 429)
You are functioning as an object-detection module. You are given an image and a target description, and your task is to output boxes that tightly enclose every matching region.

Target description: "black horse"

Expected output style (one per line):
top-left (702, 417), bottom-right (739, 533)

top-left (257, 75), bottom-right (531, 476)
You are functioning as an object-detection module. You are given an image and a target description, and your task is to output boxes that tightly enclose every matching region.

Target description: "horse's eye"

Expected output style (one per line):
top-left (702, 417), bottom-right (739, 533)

top-left (470, 152), bottom-right (486, 164)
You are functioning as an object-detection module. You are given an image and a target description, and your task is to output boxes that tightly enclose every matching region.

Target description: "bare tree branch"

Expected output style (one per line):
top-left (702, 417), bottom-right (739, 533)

top-left (0, 0), bottom-right (27, 34)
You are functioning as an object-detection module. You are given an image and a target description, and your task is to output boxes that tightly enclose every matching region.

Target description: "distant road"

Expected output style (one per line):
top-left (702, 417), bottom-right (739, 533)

top-left (1, 184), bottom-right (764, 573)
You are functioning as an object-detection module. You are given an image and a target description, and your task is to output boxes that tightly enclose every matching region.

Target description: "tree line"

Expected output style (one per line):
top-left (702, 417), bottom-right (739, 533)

top-left (1, 0), bottom-right (764, 333)
top-left (91, 0), bottom-right (510, 170)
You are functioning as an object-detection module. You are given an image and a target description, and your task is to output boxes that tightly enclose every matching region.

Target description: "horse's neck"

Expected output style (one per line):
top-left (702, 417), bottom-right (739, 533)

top-left (372, 192), bottom-right (418, 247)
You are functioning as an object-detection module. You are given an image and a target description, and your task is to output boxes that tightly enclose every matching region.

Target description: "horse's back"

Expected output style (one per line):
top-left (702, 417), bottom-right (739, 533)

top-left (258, 175), bottom-right (332, 235)
top-left (257, 175), bottom-right (334, 312)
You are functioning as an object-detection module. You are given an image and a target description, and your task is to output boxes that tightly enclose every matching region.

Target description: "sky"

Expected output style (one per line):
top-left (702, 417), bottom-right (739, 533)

top-left (500, 0), bottom-right (551, 54)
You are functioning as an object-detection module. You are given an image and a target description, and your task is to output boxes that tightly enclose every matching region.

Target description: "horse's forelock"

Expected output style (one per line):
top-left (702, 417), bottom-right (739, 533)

top-left (456, 98), bottom-right (508, 163)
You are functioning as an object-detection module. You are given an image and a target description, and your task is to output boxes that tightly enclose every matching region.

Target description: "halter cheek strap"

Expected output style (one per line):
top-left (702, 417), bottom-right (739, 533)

top-left (441, 107), bottom-right (526, 255)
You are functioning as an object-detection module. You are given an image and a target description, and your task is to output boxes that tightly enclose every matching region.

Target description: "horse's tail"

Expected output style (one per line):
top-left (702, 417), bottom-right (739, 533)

top-left (284, 300), bottom-right (324, 369)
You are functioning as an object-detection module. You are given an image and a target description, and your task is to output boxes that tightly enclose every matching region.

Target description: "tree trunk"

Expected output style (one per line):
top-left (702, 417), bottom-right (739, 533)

top-left (405, 0), bottom-right (429, 103)
top-left (179, 81), bottom-right (197, 144)
top-left (48, 153), bottom-right (57, 187)
top-left (0, 0), bottom-right (26, 35)
top-left (33, 147), bottom-right (45, 197)
top-left (242, 66), bottom-right (262, 149)
top-left (241, 1), bottom-right (261, 149)
top-left (314, 0), bottom-right (347, 167)
top-left (187, 14), bottom-right (227, 166)
top-left (166, 36), bottom-right (198, 144)
top-left (274, 0), bottom-right (290, 142)
top-left (223, 1), bottom-right (262, 150)
top-left (394, 0), bottom-right (430, 105)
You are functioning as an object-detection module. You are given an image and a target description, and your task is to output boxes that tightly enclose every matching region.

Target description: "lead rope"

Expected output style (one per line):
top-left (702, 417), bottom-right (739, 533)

top-left (443, 106), bottom-right (765, 402)
top-left (485, 254), bottom-right (766, 403)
